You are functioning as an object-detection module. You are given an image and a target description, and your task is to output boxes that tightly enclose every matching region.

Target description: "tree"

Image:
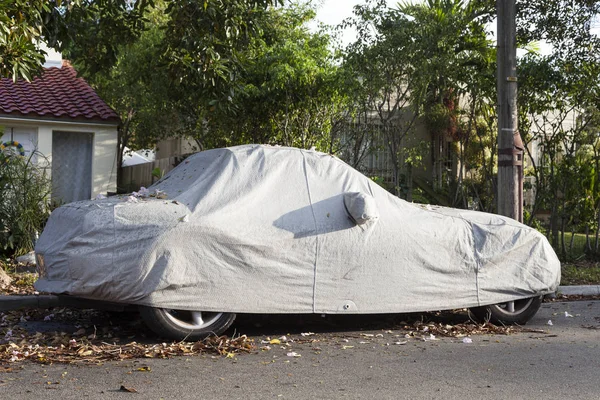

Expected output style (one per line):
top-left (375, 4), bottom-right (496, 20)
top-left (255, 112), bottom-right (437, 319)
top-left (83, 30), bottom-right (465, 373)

top-left (156, 0), bottom-right (283, 151)
top-left (518, 53), bottom-right (600, 257)
top-left (67, 1), bottom-right (287, 191)
top-left (341, 0), bottom-right (422, 198)
top-left (1, 0), bottom-right (149, 80)
top-left (340, 0), bottom-right (496, 201)
top-left (219, 4), bottom-right (347, 151)
top-left (79, 5), bottom-right (177, 190)
top-left (516, 0), bottom-right (600, 64)
top-left (397, 0), bottom-right (496, 202)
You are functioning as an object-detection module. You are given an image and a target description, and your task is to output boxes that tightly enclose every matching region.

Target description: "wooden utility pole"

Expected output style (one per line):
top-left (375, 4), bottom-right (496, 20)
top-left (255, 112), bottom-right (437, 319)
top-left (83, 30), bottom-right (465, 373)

top-left (496, 0), bottom-right (523, 222)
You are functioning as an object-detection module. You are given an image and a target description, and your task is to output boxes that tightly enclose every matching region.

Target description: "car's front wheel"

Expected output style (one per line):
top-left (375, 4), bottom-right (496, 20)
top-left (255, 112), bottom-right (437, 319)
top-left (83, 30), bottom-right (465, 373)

top-left (139, 306), bottom-right (236, 341)
top-left (469, 296), bottom-right (543, 325)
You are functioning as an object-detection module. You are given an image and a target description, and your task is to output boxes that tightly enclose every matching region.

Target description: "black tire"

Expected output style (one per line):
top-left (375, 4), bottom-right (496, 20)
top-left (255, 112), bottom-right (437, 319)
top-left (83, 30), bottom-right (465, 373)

top-left (469, 296), bottom-right (543, 325)
top-left (139, 306), bottom-right (236, 341)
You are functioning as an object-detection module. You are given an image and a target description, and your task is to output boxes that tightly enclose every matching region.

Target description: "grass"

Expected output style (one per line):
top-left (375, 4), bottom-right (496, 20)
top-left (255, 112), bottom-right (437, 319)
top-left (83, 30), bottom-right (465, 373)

top-left (554, 232), bottom-right (588, 260)
top-left (561, 262), bottom-right (600, 285)
top-left (538, 232), bottom-right (600, 285)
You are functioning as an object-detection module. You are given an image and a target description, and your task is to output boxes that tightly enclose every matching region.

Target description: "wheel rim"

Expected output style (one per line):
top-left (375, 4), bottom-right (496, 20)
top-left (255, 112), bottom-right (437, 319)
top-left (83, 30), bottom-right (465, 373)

top-left (493, 297), bottom-right (535, 315)
top-left (163, 310), bottom-right (223, 330)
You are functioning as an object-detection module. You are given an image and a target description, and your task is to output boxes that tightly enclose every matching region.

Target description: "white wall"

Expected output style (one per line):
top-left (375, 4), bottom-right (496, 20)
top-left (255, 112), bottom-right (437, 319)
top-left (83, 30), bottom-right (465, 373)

top-left (0, 126), bottom-right (38, 157)
top-left (1, 118), bottom-right (118, 198)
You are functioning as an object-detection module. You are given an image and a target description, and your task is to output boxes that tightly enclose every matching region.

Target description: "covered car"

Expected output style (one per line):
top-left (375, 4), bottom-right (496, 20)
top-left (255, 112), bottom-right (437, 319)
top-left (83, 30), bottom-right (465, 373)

top-left (35, 144), bottom-right (560, 340)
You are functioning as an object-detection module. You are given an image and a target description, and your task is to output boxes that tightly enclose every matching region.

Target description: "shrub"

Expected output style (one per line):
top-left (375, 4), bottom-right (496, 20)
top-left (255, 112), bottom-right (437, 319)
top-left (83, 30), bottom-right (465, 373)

top-left (0, 151), bottom-right (51, 257)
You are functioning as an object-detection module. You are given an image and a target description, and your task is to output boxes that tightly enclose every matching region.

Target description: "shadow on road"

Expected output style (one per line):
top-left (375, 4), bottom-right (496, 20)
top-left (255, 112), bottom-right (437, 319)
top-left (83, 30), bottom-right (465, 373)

top-left (232, 310), bottom-right (473, 337)
top-left (14, 307), bottom-right (475, 343)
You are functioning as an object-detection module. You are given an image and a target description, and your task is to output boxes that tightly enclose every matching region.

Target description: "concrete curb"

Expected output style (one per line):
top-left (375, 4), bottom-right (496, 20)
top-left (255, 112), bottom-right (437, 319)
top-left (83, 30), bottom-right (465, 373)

top-left (558, 285), bottom-right (600, 296)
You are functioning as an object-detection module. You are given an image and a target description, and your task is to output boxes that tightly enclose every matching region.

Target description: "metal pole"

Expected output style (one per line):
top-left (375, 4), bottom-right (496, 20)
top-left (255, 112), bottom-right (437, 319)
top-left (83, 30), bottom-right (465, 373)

top-left (497, 0), bottom-right (523, 222)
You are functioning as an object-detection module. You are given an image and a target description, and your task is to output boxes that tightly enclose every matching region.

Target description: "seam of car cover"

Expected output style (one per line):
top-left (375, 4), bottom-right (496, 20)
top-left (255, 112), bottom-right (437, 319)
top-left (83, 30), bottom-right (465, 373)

top-left (366, 178), bottom-right (376, 197)
top-left (112, 204), bottom-right (117, 279)
top-left (342, 199), bottom-right (358, 225)
top-left (433, 211), bottom-right (522, 228)
top-left (470, 220), bottom-right (482, 306)
top-left (301, 150), bottom-right (320, 313)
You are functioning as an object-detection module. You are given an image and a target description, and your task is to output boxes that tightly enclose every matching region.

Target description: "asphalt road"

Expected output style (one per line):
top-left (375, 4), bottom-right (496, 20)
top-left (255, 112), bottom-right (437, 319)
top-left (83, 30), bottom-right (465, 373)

top-left (1, 300), bottom-right (599, 400)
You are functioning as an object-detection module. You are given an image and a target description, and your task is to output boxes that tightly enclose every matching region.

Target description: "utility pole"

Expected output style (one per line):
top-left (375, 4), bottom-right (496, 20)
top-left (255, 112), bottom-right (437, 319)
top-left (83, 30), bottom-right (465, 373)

top-left (496, 0), bottom-right (523, 222)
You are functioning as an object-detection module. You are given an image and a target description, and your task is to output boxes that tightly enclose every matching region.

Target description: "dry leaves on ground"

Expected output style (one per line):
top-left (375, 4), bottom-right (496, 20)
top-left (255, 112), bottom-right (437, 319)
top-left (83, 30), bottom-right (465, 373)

top-left (0, 306), bottom-right (254, 365)
top-left (0, 328), bottom-right (254, 364)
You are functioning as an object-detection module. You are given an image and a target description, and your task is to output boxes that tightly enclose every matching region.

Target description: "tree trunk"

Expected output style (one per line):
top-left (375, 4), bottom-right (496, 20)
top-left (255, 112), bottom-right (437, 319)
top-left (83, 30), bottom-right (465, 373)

top-left (550, 202), bottom-right (559, 248)
top-left (585, 225), bottom-right (591, 253)
top-left (560, 216), bottom-right (566, 259)
top-left (595, 210), bottom-right (600, 252)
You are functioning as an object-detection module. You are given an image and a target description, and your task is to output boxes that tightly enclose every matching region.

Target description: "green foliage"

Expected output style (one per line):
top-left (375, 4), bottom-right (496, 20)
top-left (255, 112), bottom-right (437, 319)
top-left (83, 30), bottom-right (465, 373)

top-left (340, 0), bottom-right (421, 195)
top-left (399, 0), bottom-right (495, 111)
top-left (340, 0), bottom-right (496, 201)
top-left (516, 0), bottom-right (600, 64)
top-left (157, 0), bottom-right (284, 149)
top-left (516, 2), bottom-right (600, 258)
top-left (0, 151), bottom-right (51, 257)
top-left (151, 167), bottom-right (163, 179)
top-left (222, 4), bottom-right (346, 151)
top-left (410, 187), bottom-right (432, 205)
top-left (0, 0), bottom-right (49, 80)
top-left (161, 0), bottom-right (281, 99)
top-left (0, 0), bottom-right (149, 80)
top-left (83, 1), bottom-right (343, 157)
top-left (523, 209), bottom-right (545, 233)
top-left (518, 51), bottom-right (600, 258)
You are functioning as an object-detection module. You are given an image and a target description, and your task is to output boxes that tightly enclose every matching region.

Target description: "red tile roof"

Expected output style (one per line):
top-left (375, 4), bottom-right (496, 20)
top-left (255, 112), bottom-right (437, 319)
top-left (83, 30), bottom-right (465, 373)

top-left (0, 62), bottom-right (120, 124)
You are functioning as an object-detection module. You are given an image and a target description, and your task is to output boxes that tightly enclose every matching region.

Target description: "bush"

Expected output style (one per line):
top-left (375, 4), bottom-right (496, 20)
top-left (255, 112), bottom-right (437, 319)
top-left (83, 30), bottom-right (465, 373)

top-left (0, 151), bottom-right (51, 257)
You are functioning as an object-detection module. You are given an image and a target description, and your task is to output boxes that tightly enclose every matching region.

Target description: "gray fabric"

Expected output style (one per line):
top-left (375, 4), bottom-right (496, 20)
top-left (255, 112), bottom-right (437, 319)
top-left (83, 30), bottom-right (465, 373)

top-left (35, 144), bottom-right (561, 313)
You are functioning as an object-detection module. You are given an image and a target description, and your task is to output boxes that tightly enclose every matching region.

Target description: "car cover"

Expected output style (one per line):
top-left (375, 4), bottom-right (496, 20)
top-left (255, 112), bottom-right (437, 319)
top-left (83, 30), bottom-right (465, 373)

top-left (35, 144), bottom-right (560, 313)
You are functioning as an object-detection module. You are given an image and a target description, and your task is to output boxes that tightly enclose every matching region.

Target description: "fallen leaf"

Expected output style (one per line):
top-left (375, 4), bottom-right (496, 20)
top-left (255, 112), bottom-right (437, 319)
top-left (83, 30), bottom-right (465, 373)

top-left (119, 385), bottom-right (138, 393)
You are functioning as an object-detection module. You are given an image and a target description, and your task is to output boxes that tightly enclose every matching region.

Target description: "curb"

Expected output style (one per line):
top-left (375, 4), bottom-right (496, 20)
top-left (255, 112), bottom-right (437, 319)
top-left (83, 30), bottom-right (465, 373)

top-left (558, 285), bottom-right (600, 296)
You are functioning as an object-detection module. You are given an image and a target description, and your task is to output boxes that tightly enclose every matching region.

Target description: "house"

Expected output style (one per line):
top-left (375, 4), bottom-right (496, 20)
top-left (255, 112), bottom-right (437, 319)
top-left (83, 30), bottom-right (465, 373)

top-left (0, 60), bottom-right (120, 204)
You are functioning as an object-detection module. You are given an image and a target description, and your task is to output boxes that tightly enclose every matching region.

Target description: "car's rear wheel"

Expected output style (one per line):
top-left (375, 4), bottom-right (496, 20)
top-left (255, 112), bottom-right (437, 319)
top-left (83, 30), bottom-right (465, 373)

top-left (469, 296), bottom-right (543, 325)
top-left (139, 306), bottom-right (236, 341)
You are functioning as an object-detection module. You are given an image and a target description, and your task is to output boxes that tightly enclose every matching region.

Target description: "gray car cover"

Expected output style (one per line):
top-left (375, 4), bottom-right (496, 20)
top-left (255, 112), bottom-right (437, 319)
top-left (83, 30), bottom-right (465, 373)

top-left (35, 144), bottom-right (561, 313)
